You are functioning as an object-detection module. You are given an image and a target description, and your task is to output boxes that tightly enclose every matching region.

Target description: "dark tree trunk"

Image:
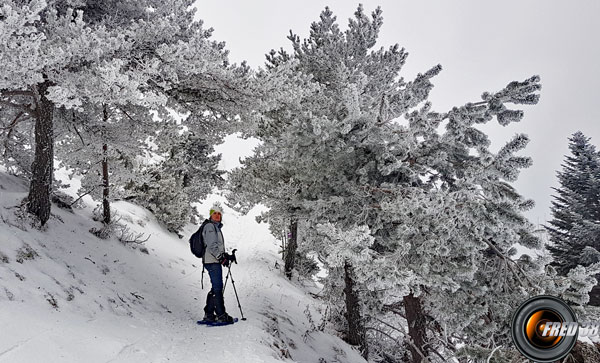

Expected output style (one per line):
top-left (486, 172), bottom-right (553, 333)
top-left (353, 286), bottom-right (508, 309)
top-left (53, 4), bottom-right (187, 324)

top-left (284, 219), bottom-right (297, 279)
top-left (281, 227), bottom-right (287, 261)
top-left (27, 81), bottom-right (54, 225)
top-left (101, 105), bottom-right (110, 225)
top-left (588, 273), bottom-right (600, 306)
top-left (559, 341), bottom-right (600, 362)
top-left (102, 143), bottom-right (110, 224)
top-left (403, 291), bottom-right (428, 363)
top-left (344, 261), bottom-right (368, 359)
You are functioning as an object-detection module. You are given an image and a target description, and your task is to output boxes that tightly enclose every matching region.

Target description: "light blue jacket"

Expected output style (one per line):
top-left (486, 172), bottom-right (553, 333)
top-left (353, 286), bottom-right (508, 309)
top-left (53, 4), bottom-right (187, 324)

top-left (202, 220), bottom-right (225, 264)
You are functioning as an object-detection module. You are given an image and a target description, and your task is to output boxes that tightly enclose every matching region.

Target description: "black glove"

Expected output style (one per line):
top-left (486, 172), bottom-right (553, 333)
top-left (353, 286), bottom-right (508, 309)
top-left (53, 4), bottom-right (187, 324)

top-left (218, 254), bottom-right (230, 267)
top-left (228, 251), bottom-right (237, 264)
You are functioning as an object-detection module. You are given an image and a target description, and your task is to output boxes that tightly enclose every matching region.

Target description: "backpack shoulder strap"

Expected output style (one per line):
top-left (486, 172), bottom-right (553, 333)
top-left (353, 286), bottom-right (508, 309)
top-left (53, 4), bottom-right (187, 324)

top-left (200, 219), bottom-right (210, 230)
top-left (199, 219), bottom-right (211, 239)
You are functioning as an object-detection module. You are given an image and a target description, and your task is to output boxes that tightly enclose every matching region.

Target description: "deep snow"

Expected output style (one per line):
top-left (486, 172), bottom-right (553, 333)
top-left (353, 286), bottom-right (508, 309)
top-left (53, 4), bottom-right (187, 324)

top-left (0, 169), bottom-right (366, 363)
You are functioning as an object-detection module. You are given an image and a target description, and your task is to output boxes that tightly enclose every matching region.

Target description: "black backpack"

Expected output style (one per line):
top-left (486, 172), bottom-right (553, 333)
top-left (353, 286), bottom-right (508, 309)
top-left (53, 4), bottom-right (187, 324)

top-left (189, 220), bottom-right (211, 258)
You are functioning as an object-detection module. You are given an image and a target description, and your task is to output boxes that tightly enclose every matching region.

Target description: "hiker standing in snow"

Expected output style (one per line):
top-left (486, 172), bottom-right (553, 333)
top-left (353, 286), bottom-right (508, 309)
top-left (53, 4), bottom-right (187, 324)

top-left (202, 204), bottom-right (235, 324)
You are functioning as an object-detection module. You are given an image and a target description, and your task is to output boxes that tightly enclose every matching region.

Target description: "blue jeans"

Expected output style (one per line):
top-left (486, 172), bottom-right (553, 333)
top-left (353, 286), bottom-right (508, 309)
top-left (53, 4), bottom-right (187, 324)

top-left (205, 263), bottom-right (223, 291)
top-left (204, 263), bottom-right (225, 316)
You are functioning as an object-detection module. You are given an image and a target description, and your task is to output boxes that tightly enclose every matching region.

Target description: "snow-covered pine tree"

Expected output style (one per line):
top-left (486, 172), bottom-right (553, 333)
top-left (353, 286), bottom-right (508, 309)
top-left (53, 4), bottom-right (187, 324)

top-left (546, 132), bottom-right (600, 305)
top-left (0, 0), bottom-right (162, 225)
top-left (229, 5), bottom-right (437, 358)
top-left (366, 108), bottom-right (545, 362)
top-left (42, 1), bottom-right (176, 228)
top-left (227, 5), bottom-right (598, 362)
top-left (1, 1), bottom-right (62, 225)
top-left (2, 0), bottom-right (253, 233)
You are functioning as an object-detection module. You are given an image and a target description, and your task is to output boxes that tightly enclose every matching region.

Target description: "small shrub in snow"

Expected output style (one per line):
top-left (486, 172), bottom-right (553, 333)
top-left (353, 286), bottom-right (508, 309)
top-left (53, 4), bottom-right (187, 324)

top-left (90, 213), bottom-right (149, 245)
top-left (16, 243), bottom-right (39, 263)
top-left (90, 224), bottom-right (112, 240)
top-left (0, 251), bottom-right (9, 264)
top-left (115, 223), bottom-right (150, 245)
top-left (45, 292), bottom-right (58, 310)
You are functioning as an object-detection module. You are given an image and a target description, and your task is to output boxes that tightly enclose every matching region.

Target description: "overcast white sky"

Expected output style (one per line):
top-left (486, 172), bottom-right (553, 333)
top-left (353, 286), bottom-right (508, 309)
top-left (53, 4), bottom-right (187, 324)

top-left (194, 0), bottom-right (600, 226)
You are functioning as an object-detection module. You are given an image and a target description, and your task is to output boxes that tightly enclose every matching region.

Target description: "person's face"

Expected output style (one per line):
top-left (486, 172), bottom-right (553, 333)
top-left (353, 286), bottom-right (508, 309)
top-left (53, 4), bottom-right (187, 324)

top-left (211, 211), bottom-right (221, 222)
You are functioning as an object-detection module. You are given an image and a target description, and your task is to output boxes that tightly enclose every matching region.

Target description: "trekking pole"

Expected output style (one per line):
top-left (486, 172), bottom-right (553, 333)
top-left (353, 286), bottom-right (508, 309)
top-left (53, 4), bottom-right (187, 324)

top-left (227, 264), bottom-right (247, 321)
top-left (222, 249), bottom-right (237, 293)
top-left (223, 265), bottom-right (231, 293)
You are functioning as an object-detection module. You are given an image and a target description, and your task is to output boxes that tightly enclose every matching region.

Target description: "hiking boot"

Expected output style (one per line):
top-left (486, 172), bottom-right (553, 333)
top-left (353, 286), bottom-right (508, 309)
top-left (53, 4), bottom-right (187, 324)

top-left (202, 313), bottom-right (216, 322)
top-left (216, 313), bottom-right (234, 324)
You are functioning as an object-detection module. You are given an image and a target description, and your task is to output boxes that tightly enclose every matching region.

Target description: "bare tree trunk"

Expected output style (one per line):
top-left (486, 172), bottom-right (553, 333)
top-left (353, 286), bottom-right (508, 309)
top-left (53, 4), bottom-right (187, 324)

top-left (281, 226), bottom-right (287, 261)
top-left (344, 261), bottom-right (368, 359)
top-left (403, 291), bottom-right (428, 363)
top-left (101, 104), bottom-right (110, 225)
top-left (284, 219), bottom-right (297, 279)
top-left (102, 143), bottom-right (110, 224)
top-left (27, 81), bottom-right (54, 226)
top-left (588, 274), bottom-right (600, 306)
top-left (559, 341), bottom-right (600, 362)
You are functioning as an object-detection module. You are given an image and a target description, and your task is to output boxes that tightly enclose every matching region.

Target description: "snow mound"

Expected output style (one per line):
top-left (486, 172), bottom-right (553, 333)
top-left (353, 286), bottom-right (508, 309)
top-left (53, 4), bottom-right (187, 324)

top-left (0, 171), bottom-right (365, 363)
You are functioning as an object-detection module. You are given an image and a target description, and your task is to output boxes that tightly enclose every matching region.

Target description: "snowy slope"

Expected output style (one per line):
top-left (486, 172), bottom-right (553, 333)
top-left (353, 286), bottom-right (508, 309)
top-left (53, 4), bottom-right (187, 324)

top-left (0, 171), bottom-right (365, 363)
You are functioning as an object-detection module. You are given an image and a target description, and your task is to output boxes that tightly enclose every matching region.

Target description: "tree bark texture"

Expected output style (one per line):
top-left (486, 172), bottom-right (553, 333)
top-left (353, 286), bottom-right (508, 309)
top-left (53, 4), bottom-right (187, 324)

top-left (344, 261), bottom-right (368, 359)
top-left (284, 219), bottom-right (297, 279)
top-left (27, 81), bottom-right (54, 225)
top-left (559, 341), bottom-right (600, 362)
top-left (403, 291), bottom-right (428, 363)
top-left (101, 105), bottom-right (110, 225)
top-left (588, 274), bottom-right (600, 306)
top-left (102, 143), bottom-right (110, 224)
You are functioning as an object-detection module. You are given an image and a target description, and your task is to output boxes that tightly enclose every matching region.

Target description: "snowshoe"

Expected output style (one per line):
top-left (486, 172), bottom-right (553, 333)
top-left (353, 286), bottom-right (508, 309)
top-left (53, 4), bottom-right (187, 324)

top-left (196, 317), bottom-right (238, 326)
top-left (207, 317), bottom-right (238, 326)
top-left (196, 315), bottom-right (216, 325)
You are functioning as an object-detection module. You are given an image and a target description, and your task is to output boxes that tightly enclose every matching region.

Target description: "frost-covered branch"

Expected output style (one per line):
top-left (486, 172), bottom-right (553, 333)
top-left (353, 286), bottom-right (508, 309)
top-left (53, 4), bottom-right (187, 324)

top-left (481, 238), bottom-right (534, 288)
top-left (486, 345), bottom-right (502, 363)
